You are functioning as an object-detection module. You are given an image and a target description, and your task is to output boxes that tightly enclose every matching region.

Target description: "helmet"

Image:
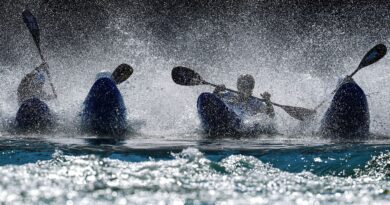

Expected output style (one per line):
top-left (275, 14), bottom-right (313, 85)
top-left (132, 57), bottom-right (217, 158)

top-left (33, 70), bottom-right (45, 85)
top-left (237, 74), bottom-right (255, 91)
top-left (95, 70), bottom-right (112, 80)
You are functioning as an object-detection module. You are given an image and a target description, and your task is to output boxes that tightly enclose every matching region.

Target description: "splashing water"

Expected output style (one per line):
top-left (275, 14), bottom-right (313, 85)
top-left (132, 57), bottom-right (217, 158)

top-left (1, 1), bottom-right (390, 204)
top-left (0, 146), bottom-right (389, 205)
top-left (1, 1), bottom-right (390, 136)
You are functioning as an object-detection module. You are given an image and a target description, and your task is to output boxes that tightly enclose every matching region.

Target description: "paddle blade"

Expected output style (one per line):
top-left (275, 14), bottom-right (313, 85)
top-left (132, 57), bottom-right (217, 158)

top-left (171, 66), bottom-right (204, 86)
top-left (278, 105), bottom-right (316, 121)
top-left (22, 9), bottom-right (40, 47)
top-left (112, 63), bottom-right (133, 84)
top-left (358, 44), bottom-right (387, 69)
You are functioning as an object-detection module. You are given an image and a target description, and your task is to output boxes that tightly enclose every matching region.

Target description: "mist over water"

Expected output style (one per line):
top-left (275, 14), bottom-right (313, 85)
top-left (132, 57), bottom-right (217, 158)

top-left (1, 0), bottom-right (390, 137)
top-left (1, 2), bottom-right (390, 205)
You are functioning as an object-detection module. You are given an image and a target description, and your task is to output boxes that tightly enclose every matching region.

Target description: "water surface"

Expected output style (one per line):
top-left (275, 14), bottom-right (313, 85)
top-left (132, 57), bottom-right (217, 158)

top-left (0, 134), bottom-right (389, 205)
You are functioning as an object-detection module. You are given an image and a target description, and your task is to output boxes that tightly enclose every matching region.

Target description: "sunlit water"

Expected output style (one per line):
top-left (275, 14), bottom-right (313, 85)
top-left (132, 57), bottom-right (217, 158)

top-left (0, 135), bottom-right (388, 205)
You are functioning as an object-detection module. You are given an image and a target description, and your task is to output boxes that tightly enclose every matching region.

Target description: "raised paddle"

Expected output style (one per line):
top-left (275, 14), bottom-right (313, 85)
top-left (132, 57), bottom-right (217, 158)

top-left (112, 63), bottom-right (134, 84)
top-left (314, 43), bottom-right (387, 110)
top-left (172, 66), bottom-right (316, 121)
top-left (22, 9), bottom-right (57, 98)
top-left (349, 44), bottom-right (387, 78)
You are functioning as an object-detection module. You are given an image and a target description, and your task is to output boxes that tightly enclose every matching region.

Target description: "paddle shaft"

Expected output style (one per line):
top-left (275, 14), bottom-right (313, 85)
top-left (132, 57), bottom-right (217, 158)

top-left (30, 24), bottom-right (57, 98)
top-left (201, 80), bottom-right (282, 106)
top-left (349, 65), bottom-right (362, 78)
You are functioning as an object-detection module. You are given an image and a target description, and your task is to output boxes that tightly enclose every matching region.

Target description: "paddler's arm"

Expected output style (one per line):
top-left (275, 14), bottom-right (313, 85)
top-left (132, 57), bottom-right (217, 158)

top-left (260, 92), bottom-right (275, 118)
top-left (36, 63), bottom-right (57, 100)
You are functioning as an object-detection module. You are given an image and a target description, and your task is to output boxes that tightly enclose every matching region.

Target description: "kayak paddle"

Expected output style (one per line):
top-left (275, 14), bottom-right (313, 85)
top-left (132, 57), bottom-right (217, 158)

top-left (172, 66), bottom-right (316, 121)
top-left (349, 44), bottom-right (387, 78)
top-left (112, 63), bottom-right (134, 84)
top-left (22, 9), bottom-right (57, 98)
top-left (314, 43), bottom-right (387, 110)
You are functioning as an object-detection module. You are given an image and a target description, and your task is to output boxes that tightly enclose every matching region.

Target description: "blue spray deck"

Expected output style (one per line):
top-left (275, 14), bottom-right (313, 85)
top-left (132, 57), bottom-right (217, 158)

top-left (197, 92), bottom-right (276, 136)
top-left (81, 77), bottom-right (127, 136)
top-left (320, 80), bottom-right (369, 139)
top-left (15, 98), bottom-right (54, 133)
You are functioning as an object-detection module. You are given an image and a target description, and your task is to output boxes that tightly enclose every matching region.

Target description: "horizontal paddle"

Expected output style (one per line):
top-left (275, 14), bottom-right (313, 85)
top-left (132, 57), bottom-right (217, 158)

top-left (22, 9), bottom-right (57, 98)
top-left (314, 43), bottom-right (387, 110)
top-left (172, 66), bottom-right (316, 121)
top-left (112, 63), bottom-right (134, 84)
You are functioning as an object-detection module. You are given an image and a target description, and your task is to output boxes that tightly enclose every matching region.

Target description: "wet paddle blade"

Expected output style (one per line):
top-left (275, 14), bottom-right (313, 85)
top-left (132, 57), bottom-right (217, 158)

top-left (277, 104), bottom-right (317, 121)
top-left (22, 10), bottom-right (40, 48)
top-left (357, 44), bottom-right (387, 70)
top-left (171, 66), bottom-right (204, 86)
top-left (112, 63), bottom-right (133, 84)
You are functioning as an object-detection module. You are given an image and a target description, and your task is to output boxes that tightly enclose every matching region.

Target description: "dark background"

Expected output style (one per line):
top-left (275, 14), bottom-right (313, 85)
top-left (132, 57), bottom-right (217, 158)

top-left (1, 0), bottom-right (389, 77)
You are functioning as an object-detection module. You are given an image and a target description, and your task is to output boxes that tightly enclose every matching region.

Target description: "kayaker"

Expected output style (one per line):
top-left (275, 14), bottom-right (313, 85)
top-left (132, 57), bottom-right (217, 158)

top-left (213, 74), bottom-right (275, 118)
top-left (17, 62), bottom-right (56, 104)
top-left (81, 63), bottom-right (132, 136)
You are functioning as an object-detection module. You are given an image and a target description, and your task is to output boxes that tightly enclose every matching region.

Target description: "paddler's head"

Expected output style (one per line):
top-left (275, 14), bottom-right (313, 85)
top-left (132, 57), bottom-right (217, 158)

top-left (237, 74), bottom-right (254, 100)
top-left (31, 69), bottom-right (46, 87)
top-left (96, 70), bottom-right (112, 80)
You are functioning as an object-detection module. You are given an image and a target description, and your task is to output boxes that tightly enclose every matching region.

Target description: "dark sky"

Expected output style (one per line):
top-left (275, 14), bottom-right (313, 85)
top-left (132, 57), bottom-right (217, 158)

top-left (1, 0), bottom-right (390, 76)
